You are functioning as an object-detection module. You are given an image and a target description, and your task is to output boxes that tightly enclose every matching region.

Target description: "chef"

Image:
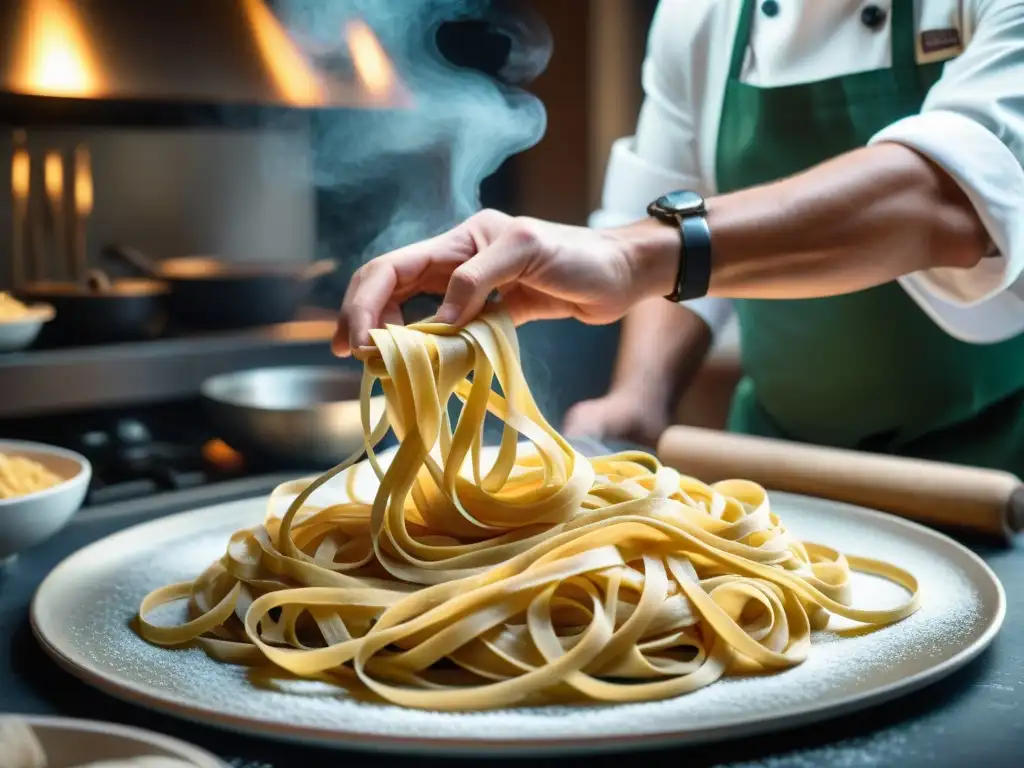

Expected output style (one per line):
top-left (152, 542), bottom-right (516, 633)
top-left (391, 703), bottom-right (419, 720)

top-left (334, 0), bottom-right (1024, 473)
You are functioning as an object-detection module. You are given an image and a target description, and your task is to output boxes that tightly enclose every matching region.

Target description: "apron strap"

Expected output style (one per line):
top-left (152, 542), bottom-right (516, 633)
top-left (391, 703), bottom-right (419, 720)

top-left (727, 0), bottom-right (756, 80)
top-left (727, 0), bottom-right (919, 81)
top-left (889, 0), bottom-right (918, 70)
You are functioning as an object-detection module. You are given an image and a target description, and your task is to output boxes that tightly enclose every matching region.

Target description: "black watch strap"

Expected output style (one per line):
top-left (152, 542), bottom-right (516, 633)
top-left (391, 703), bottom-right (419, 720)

top-left (666, 213), bottom-right (712, 303)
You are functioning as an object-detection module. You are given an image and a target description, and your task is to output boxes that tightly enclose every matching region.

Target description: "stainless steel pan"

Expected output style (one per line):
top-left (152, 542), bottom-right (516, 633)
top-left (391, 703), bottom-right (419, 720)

top-left (200, 366), bottom-right (386, 468)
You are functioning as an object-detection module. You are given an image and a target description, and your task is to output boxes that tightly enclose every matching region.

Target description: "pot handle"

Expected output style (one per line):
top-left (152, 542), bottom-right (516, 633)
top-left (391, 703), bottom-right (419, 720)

top-left (85, 269), bottom-right (113, 293)
top-left (103, 245), bottom-right (162, 279)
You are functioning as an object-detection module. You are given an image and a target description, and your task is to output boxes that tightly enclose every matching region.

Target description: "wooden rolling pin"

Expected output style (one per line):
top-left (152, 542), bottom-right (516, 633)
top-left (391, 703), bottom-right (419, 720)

top-left (657, 425), bottom-right (1024, 539)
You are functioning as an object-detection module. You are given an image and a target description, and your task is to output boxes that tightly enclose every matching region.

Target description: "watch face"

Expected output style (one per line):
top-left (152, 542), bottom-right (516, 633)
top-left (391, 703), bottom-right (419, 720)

top-left (656, 190), bottom-right (705, 216)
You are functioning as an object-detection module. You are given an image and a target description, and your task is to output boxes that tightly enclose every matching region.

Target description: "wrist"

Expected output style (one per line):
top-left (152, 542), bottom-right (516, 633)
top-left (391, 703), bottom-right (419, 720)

top-left (605, 218), bottom-right (680, 301)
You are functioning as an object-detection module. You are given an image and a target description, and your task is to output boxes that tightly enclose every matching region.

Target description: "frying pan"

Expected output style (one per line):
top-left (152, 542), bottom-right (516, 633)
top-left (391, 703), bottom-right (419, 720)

top-left (14, 272), bottom-right (168, 347)
top-left (106, 245), bottom-right (336, 331)
top-left (201, 365), bottom-right (389, 467)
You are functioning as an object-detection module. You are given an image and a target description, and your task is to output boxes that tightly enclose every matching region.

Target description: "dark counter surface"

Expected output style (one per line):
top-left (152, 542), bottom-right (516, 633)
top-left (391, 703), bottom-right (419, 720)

top-left (1, 466), bottom-right (1021, 768)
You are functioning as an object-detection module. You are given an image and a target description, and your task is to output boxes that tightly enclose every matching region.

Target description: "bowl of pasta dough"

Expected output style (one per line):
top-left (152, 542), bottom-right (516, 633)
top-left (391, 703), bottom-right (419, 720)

top-left (0, 439), bottom-right (91, 562)
top-left (0, 715), bottom-right (223, 767)
top-left (0, 292), bottom-right (54, 352)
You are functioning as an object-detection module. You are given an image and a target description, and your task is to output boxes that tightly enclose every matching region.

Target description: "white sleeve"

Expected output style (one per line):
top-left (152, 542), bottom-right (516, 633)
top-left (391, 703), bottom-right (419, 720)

top-left (869, 0), bottom-right (1024, 343)
top-left (588, 1), bottom-right (734, 335)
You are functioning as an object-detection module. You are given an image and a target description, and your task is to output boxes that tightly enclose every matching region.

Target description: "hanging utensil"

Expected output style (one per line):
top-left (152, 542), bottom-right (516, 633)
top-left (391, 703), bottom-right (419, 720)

top-left (8, 139), bottom-right (168, 349)
top-left (10, 131), bottom-right (29, 290)
top-left (43, 150), bottom-right (69, 281)
top-left (73, 144), bottom-right (92, 284)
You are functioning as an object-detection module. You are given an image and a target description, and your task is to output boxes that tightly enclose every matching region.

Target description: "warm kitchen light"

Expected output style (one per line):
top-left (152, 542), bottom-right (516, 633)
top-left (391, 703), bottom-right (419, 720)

top-left (74, 145), bottom-right (92, 216)
top-left (44, 150), bottom-right (62, 203)
top-left (241, 0), bottom-right (325, 107)
top-left (12, 149), bottom-right (30, 202)
top-left (14, 0), bottom-right (100, 97)
top-left (346, 20), bottom-right (395, 100)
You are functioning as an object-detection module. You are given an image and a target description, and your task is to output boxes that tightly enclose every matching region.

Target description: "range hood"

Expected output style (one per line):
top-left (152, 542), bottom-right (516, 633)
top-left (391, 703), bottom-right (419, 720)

top-left (0, 0), bottom-right (405, 114)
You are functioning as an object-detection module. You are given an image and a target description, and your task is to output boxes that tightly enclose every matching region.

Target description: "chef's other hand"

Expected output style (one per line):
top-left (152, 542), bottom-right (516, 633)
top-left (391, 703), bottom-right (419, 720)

top-left (562, 390), bottom-right (672, 449)
top-left (333, 209), bottom-right (666, 356)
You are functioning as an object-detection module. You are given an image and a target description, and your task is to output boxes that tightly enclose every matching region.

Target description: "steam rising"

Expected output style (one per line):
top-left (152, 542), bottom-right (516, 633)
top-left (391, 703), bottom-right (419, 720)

top-left (275, 0), bottom-right (580, 423)
top-left (277, 0), bottom-right (550, 261)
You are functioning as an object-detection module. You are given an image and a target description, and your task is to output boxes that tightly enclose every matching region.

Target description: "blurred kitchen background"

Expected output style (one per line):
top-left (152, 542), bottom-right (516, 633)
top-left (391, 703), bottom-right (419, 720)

top-left (0, 0), bottom-right (736, 509)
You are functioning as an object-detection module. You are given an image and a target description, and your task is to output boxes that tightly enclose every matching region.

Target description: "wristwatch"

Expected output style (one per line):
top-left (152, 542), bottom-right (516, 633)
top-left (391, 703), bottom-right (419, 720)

top-left (646, 190), bottom-right (713, 302)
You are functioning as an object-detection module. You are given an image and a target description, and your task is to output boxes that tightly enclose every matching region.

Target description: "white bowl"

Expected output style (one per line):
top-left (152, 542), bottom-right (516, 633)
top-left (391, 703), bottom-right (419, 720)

top-left (0, 301), bottom-right (54, 352)
top-left (0, 439), bottom-right (91, 562)
top-left (1, 714), bottom-right (224, 766)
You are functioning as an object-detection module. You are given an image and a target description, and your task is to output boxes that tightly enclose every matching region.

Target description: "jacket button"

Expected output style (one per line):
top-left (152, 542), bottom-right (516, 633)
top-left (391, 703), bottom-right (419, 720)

top-left (761, 0), bottom-right (780, 17)
top-left (861, 4), bottom-right (887, 29)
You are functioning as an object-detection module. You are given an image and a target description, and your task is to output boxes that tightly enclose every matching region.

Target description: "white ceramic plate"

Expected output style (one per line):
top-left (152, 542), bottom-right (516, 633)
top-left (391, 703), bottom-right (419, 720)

top-left (1, 714), bottom-right (224, 766)
top-left (31, 448), bottom-right (1005, 756)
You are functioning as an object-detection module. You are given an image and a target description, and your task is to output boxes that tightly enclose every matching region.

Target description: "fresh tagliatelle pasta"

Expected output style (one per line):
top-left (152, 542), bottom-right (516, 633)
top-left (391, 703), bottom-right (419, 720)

top-left (137, 309), bottom-right (920, 710)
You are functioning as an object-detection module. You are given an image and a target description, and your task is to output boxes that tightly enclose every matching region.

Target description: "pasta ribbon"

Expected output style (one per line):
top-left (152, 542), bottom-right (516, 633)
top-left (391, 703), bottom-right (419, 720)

top-left (138, 309), bottom-right (919, 710)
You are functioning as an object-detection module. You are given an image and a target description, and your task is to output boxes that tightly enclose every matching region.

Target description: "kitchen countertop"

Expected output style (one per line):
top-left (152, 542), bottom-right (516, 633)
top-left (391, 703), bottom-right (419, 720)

top-left (1, 462), bottom-right (1022, 767)
top-left (0, 318), bottom-right (342, 418)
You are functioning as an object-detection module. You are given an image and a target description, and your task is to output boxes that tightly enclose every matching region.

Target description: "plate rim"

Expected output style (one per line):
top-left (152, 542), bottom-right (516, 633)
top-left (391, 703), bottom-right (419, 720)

top-left (1, 713), bottom-right (226, 766)
top-left (30, 490), bottom-right (1007, 757)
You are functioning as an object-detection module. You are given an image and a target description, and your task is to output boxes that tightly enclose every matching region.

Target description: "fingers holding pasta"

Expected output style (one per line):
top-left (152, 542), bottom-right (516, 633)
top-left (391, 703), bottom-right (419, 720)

top-left (333, 210), bottom-right (654, 356)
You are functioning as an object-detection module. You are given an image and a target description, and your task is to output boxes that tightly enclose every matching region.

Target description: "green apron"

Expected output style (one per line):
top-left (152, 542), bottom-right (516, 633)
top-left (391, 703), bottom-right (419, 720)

top-left (717, 0), bottom-right (1024, 474)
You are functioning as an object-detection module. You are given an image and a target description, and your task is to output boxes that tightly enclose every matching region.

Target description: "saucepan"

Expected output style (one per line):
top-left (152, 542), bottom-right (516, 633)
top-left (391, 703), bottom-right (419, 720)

top-left (106, 245), bottom-right (337, 331)
top-left (201, 366), bottom-right (389, 468)
top-left (14, 271), bottom-right (169, 347)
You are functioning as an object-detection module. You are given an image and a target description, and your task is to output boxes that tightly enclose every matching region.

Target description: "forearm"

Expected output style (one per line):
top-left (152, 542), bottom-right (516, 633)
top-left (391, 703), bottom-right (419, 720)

top-left (609, 298), bottom-right (713, 408)
top-left (625, 143), bottom-right (991, 300)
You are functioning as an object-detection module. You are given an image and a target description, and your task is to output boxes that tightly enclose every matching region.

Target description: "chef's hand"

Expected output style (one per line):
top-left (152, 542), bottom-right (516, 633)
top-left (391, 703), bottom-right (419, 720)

top-left (562, 389), bottom-right (671, 449)
top-left (332, 209), bottom-right (674, 356)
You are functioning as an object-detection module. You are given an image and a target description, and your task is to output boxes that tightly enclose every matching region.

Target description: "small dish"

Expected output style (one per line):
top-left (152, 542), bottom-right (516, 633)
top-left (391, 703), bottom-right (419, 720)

top-left (0, 301), bottom-right (55, 352)
top-left (0, 714), bottom-right (223, 766)
top-left (0, 439), bottom-right (91, 563)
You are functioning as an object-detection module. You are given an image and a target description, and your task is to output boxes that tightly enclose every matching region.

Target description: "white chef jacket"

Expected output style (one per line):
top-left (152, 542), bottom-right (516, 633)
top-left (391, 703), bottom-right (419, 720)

top-left (590, 0), bottom-right (1024, 344)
